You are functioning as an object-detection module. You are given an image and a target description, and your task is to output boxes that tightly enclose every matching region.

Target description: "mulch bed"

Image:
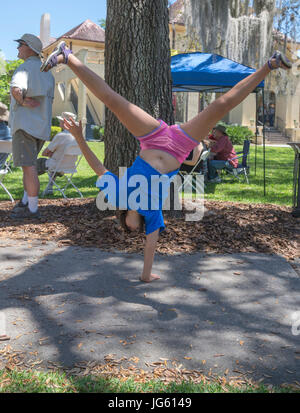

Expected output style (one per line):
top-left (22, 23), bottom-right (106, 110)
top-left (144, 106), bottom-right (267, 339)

top-left (0, 198), bottom-right (299, 261)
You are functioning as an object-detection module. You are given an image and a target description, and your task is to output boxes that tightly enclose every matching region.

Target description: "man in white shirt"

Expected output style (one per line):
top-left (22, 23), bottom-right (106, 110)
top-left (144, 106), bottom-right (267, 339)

top-left (9, 34), bottom-right (55, 219)
top-left (37, 112), bottom-right (80, 194)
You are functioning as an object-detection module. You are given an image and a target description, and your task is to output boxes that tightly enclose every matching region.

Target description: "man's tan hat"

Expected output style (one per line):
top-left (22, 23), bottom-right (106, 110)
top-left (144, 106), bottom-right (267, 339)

top-left (14, 34), bottom-right (43, 55)
top-left (0, 102), bottom-right (9, 122)
top-left (56, 112), bottom-right (77, 122)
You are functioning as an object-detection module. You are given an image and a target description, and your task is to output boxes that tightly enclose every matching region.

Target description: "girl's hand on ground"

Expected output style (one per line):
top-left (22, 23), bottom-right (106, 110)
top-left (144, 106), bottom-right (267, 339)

top-left (139, 274), bottom-right (161, 283)
top-left (63, 117), bottom-right (84, 141)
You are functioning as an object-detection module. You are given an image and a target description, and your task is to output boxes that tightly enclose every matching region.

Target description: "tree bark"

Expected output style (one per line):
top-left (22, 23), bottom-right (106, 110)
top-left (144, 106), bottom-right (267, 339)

top-left (104, 0), bottom-right (174, 173)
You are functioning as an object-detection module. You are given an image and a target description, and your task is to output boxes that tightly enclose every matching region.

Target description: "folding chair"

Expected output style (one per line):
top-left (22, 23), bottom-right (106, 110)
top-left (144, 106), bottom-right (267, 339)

top-left (178, 149), bottom-right (210, 193)
top-left (4, 154), bottom-right (13, 173)
top-left (42, 143), bottom-right (83, 199)
top-left (224, 140), bottom-right (250, 184)
top-left (0, 151), bottom-right (13, 174)
top-left (0, 140), bottom-right (14, 202)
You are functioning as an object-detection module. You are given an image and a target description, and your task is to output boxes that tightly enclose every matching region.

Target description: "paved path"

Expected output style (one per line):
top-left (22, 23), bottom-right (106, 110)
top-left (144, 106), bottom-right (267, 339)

top-left (0, 239), bottom-right (299, 386)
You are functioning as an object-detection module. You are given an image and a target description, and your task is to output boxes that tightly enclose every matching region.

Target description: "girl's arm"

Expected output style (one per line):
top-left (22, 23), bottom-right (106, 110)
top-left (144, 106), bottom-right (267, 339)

top-left (63, 117), bottom-right (107, 177)
top-left (182, 143), bottom-right (203, 166)
top-left (140, 229), bottom-right (160, 283)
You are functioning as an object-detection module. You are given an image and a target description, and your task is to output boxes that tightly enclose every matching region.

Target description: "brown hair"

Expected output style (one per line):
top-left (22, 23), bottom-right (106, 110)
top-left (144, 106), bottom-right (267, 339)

top-left (116, 210), bottom-right (145, 233)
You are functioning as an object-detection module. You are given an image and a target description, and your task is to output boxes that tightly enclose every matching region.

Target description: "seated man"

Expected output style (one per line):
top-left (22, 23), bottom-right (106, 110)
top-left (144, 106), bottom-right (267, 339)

top-left (37, 112), bottom-right (80, 194)
top-left (206, 124), bottom-right (238, 183)
top-left (0, 103), bottom-right (12, 167)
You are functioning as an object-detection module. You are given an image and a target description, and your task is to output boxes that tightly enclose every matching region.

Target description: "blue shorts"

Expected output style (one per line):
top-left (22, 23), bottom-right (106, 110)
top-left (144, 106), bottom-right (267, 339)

top-left (96, 156), bottom-right (179, 235)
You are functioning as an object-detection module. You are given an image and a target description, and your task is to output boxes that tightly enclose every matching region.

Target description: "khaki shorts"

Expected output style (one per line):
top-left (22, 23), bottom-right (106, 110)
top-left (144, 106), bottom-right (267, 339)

top-left (12, 129), bottom-right (45, 167)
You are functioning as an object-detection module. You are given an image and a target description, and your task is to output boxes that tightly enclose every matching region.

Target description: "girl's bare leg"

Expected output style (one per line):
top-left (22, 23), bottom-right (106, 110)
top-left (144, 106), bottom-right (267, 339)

top-left (66, 54), bottom-right (160, 137)
top-left (180, 63), bottom-right (271, 142)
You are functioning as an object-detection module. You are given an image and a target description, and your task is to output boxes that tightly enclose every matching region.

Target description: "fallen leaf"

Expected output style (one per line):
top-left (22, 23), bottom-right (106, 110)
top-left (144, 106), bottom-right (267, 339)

top-left (129, 357), bottom-right (139, 363)
top-left (0, 335), bottom-right (10, 342)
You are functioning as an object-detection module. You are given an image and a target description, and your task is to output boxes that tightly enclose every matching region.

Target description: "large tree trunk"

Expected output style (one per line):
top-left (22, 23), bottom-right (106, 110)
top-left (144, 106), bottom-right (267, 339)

top-left (104, 0), bottom-right (174, 173)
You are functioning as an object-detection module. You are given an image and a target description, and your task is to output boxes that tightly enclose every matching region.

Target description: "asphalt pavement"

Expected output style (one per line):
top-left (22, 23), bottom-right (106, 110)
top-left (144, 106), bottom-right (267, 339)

top-left (0, 239), bottom-right (299, 386)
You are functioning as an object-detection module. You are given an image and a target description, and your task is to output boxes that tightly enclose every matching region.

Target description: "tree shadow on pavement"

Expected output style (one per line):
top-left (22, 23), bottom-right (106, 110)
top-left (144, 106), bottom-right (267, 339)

top-left (0, 240), bottom-right (299, 386)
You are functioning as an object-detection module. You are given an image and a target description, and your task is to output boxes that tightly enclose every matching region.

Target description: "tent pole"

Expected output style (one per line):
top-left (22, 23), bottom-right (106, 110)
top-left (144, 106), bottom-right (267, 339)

top-left (255, 91), bottom-right (258, 176)
top-left (263, 88), bottom-right (266, 196)
top-left (185, 94), bottom-right (189, 122)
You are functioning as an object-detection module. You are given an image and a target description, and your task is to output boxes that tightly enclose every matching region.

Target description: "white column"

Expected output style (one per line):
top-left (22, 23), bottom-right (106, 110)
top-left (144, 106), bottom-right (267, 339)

top-left (40, 13), bottom-right (51, 47)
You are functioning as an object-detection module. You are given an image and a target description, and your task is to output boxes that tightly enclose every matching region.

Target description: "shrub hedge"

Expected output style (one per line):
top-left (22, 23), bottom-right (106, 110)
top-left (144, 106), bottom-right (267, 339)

top-left (217, 122), bottom-right (254, 145)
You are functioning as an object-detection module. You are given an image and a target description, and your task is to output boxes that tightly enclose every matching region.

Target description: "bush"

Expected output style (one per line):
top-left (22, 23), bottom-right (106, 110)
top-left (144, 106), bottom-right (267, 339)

top-left (216, 122), bottom-right (254, 145)
top-left (92, 125), bottom-right (104, 140)
top-left (51, 126), bottom-right (62, 140)
top-left (52, 117), bottom-right (60, 127)
top-left (226, 125), bottom-right (254, 145)
top-left (0, 59), bottom-right (23, 108)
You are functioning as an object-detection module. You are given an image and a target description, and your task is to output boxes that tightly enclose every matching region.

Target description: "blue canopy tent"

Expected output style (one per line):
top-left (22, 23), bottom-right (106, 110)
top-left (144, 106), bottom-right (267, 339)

top-left (171, 52), bottom-right (266, 194)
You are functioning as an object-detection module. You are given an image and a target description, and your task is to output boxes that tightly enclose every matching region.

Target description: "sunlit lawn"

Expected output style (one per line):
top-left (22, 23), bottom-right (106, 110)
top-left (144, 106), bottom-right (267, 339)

top-left (0, 142), bottom-right (104, 201)
top-left (205, 145), bottom-right (294, 206)
top-left (0, 368), bottom-right (298, 393)
top-left (0, 143), bottom-right (295, 206)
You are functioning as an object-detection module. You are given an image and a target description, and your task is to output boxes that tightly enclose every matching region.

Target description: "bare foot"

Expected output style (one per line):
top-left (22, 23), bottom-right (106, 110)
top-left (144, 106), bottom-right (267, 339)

top-left (139, 274), bottom-right (161, 283)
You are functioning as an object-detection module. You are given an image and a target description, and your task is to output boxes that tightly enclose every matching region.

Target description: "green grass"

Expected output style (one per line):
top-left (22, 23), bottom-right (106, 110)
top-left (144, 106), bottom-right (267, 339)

top-left (204, 145), bottom-right (295, 206)
top-left (0, 368), bottom-right (299, 393)
top-left (0, 142), bottom-right (104, 202)
top-left (0, 143), bottom-right (295, 206)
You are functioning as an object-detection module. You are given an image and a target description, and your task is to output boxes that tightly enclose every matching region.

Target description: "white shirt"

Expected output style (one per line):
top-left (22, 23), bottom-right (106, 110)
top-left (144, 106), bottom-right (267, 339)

top-left (9, 56), bottom-right (55, 140)
top-left (46, 130), bottom-right (80, 173)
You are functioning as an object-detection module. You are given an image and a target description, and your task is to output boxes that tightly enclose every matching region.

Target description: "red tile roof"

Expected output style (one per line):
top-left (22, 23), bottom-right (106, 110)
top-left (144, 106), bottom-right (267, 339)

top-left (60, 19), bottom-right (105, 43)
top-left (41, 36), bottom-right (57, 48)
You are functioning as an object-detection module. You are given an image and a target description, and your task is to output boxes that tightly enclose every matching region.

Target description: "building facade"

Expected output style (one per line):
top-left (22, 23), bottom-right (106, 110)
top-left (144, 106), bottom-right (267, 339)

top-left (41, 2), bottom-right (300, 142)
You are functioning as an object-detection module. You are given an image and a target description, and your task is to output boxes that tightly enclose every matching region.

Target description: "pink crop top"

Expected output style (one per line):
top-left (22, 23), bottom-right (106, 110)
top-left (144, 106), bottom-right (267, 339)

top-left (135, 120), bottom-right (199, 164)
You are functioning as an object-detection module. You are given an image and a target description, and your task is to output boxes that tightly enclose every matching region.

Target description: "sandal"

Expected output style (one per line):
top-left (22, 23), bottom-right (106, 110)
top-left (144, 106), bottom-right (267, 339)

top-left (40, 41), bottom-right (72, 72)
top-left (268, 50), bottom-right (292, 70)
